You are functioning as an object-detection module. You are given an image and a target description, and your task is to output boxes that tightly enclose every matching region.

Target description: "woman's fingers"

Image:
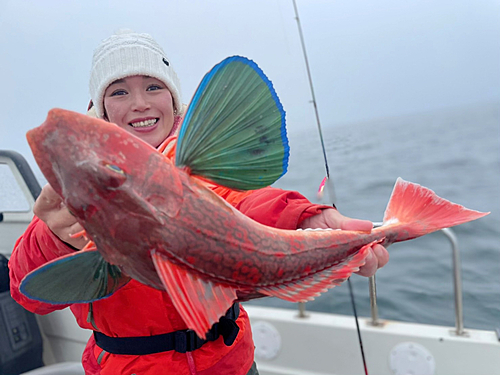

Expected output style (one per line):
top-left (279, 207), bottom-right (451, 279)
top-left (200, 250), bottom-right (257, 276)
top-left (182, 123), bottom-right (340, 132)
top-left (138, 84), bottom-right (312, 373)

top-left (33, 184), bottom-right (87, 249)
top-left (355, 244), bottom-right (389, 277)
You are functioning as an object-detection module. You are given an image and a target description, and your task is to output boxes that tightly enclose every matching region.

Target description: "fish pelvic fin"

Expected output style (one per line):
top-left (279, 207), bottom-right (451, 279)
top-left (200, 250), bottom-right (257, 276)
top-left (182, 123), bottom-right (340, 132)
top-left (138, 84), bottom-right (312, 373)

top-left (20, 250), bottom-right (130, 304)
top-left (383, 178), bottom-right (489, 240)
top-left (151, 250), bottom-right (238, 339)
top-left (256, 242), bottom-right (374, 302)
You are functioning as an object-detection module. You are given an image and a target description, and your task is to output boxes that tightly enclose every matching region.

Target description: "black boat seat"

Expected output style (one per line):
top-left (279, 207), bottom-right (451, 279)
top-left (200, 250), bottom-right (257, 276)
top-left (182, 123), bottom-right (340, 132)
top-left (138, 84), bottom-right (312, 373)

top-left (0, 254), bottom-right (84, 375)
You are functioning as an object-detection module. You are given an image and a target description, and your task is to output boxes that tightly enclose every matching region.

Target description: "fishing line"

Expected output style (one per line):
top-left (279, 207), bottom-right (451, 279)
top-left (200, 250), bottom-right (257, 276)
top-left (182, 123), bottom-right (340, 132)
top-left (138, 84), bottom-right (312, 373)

top-left (348, 278), bottom-right (369, 375)
top-left (291, 0), bottom-right (334, 196)
top-left (291, 1), bottom-right (368, 374)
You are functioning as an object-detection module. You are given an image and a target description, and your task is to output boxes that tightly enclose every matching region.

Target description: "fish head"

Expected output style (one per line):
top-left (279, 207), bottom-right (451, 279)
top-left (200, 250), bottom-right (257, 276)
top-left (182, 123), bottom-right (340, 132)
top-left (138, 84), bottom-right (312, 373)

top-left (26, 108), bottom-right (180, 223)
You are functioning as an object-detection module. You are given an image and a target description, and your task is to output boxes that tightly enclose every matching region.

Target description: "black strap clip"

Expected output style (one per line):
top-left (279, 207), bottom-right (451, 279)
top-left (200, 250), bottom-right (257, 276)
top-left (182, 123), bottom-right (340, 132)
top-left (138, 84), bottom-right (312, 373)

top-left (174, 330), bottom-right (205, 353)
top-left (218, 315), bottom-right (240, 346)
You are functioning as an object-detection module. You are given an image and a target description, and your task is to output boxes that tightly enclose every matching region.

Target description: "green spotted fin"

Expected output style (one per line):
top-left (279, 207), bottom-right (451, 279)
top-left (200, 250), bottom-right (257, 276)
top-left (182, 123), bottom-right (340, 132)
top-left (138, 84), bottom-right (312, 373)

top-left (175, 56), bottom-right (289, 190)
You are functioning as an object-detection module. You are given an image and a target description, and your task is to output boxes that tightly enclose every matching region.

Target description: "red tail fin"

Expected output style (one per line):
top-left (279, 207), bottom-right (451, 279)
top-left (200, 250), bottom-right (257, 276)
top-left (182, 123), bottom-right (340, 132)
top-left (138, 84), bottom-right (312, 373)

top-left (383, 178), bottom-right (489, 240)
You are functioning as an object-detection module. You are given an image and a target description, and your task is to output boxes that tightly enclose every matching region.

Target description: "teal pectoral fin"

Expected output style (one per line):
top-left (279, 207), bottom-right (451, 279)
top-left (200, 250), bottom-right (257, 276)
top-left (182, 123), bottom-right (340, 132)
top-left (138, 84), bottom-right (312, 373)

top-left (20, 250), bottom-right (130, 304)
top-left (175, 56), bottom-right (289, 190)
top-left (151, 250), bottom-right (237, 339)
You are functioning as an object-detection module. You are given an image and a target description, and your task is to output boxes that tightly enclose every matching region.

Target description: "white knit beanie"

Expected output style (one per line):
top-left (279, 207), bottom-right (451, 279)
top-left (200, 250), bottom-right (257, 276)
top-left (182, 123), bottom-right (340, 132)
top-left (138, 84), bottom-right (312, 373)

top-left (89, 30), bottom-right (182, 119)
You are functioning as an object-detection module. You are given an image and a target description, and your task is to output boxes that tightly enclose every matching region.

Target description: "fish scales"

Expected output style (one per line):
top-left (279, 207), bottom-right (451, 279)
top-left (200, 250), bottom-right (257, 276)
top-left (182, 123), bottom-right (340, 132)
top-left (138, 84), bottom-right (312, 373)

top-left (137, 171), bottom-right (376, 287)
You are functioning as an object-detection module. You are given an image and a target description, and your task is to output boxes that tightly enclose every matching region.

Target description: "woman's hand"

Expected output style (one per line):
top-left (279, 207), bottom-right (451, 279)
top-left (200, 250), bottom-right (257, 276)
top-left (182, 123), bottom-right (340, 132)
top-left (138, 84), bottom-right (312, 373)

top-left (33, 184), bottom-right (87, 250)
top-left (298, 208), bottom-right (389, 277)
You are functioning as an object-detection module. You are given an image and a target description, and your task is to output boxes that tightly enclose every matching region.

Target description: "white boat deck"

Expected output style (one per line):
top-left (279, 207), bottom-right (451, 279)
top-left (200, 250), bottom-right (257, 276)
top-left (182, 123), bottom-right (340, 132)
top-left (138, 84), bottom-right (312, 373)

top-left (245, 305), bottom-right (500, 375)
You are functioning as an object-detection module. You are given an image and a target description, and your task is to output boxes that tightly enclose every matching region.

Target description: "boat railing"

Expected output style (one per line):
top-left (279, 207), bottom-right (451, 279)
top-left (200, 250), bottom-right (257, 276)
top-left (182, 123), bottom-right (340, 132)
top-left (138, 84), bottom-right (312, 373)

top-left (0, 149), bottom-right (41, 208)
top-left (367, 224), bottom-right (465, 336)
top-left (0, 150), bottom-right (41, 258)
top-left (298, 223), bottom-right (467, 337)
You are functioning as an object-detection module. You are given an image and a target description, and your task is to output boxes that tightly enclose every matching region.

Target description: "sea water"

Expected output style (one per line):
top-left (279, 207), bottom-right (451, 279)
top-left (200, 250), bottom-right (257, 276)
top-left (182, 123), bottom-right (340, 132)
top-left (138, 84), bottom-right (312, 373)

top-left (252, 102), bottom-right (500, 331)
top-left (1, 103), bottom-right (498, 331)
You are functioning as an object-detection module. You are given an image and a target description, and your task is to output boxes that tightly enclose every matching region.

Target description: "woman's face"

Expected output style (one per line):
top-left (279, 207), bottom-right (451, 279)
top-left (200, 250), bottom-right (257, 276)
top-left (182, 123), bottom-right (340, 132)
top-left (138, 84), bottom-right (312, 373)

top-left (103, 75), bottom-right (175, 148)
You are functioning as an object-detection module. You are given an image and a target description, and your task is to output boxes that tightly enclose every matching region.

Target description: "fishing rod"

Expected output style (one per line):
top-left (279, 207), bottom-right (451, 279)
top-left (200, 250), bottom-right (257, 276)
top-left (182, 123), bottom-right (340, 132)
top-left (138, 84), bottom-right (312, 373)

top-left (291, 1), bottom-right (369, 374)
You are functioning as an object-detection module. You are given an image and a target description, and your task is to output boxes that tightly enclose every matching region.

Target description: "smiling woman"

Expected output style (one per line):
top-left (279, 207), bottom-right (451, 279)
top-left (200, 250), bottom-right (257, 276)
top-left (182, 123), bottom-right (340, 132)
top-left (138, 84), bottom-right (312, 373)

top-left (88, 30), bottom-right (184, 149)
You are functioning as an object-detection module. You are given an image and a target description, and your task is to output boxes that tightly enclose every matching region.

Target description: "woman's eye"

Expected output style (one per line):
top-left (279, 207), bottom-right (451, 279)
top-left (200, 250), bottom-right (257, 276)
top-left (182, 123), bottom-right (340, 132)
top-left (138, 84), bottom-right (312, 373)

top-left (147, 84), bottom-right (163, 91)
top-left (110, 89), bottom-right (127, 97)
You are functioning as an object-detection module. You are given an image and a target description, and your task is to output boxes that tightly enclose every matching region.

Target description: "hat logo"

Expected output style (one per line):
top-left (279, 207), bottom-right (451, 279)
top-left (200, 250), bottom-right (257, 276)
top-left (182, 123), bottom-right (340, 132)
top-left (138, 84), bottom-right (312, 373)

top-left (162, 58), bottom-right (169, 66)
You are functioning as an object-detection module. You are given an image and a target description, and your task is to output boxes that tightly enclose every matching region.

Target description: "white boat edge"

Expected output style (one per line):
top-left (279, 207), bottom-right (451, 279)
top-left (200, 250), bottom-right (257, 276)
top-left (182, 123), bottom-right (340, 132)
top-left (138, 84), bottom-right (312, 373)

top-left (245, 305), bottom-right (500, 375)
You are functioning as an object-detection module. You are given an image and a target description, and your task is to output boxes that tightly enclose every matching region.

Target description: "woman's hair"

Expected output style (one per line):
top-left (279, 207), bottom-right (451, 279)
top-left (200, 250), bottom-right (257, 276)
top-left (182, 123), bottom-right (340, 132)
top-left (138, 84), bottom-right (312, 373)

top-left (89, 29), bottom-right (183, 119)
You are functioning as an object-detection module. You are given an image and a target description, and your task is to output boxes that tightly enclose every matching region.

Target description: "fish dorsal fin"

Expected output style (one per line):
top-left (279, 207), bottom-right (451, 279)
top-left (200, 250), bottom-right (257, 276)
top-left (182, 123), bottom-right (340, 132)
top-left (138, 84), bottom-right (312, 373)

top-left (20, 250), bottom-right (130, 304)
top-left (257, 242), bottom-right (374, 302)
top-left (175, 56), bottom-right (289, 190)
top-left (151, 250), bottom-right (237, 338)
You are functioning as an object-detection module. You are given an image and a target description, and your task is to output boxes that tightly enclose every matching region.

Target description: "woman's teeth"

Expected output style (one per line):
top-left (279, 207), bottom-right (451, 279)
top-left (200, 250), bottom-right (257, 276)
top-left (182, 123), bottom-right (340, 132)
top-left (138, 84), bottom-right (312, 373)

top-left (130, 119), bottom-right (158, 128)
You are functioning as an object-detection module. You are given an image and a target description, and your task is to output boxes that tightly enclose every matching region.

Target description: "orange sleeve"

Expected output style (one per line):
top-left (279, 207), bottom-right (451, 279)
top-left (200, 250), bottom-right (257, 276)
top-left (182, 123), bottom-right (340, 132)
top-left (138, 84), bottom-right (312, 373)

top-left (232, 187), bottom-right (331, 229)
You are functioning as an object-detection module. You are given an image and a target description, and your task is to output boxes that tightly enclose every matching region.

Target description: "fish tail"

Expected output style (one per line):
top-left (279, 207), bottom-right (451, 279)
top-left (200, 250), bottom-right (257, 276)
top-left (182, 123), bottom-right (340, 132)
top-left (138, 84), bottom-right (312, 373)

top-left (383, 178), bottom-right (489, 241)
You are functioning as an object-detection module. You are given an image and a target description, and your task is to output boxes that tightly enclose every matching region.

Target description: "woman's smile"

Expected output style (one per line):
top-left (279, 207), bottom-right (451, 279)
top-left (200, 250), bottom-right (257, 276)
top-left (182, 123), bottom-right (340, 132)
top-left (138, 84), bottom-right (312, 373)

top-left (129, 117), bottom-right (159, 132)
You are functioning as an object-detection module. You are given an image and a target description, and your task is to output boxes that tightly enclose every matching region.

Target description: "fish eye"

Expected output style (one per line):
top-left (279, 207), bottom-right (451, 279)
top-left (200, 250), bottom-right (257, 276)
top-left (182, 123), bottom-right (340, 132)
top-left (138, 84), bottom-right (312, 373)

top-left (105, 164), bottom-right (125, 174)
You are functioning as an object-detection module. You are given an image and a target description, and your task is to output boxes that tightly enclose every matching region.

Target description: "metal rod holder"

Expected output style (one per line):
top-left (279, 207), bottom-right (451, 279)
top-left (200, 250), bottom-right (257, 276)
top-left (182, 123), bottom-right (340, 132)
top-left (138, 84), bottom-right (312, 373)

top-left (368, 275), bottom-right (380, 326)
top-left (297, 302), bottom-right (307, 318)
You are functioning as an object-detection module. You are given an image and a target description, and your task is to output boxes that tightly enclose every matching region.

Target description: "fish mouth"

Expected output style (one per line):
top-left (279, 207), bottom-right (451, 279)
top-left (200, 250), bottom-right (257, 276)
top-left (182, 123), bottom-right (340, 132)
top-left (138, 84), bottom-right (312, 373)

top-left (129, 118), bottom-right (159, 128)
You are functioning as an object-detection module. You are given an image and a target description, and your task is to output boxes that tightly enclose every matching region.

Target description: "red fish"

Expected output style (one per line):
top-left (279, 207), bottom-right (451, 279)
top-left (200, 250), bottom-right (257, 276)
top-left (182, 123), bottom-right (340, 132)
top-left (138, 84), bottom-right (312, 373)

top-left (21, 57), bottom-right (489, 338)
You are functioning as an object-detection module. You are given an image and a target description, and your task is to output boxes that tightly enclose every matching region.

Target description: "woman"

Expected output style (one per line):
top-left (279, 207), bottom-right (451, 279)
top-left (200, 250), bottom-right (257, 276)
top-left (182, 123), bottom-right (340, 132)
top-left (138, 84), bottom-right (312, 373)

top-left (9, 31), bottom-right (388, 375)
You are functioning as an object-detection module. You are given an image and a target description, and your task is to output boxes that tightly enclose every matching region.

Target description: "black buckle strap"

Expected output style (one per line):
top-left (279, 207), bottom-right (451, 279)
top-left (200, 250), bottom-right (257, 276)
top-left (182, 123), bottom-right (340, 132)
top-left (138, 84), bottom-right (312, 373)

top-left (94, 303), bottom-right (240, 355)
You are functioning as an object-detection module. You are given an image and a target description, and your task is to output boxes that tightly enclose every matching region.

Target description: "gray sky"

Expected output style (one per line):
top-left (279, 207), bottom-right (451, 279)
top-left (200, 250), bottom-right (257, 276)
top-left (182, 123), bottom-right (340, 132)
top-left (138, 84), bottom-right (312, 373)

top-left (1, 0), bottom-right (499, 160)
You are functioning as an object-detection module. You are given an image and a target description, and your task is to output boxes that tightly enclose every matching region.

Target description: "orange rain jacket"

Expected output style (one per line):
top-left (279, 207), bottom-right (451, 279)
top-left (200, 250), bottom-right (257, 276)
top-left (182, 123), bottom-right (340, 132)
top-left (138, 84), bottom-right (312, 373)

top-left (9, 134), bottom-right (330, 375)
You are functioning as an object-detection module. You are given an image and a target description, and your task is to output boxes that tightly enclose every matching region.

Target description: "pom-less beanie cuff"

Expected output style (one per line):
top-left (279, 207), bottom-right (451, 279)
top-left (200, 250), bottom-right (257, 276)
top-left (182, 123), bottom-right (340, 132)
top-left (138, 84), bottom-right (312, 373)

top-left (89, 30), bottom-right (182, 119)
